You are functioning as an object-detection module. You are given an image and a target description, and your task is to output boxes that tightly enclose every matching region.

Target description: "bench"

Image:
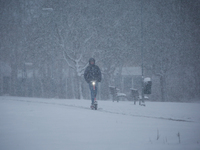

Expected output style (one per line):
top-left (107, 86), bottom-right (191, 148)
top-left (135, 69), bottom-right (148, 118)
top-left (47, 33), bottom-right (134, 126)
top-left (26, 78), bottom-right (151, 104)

top-left (109, 86), bottom-right (127, 102)
top-left (130, 88), bottom-right (139, 105)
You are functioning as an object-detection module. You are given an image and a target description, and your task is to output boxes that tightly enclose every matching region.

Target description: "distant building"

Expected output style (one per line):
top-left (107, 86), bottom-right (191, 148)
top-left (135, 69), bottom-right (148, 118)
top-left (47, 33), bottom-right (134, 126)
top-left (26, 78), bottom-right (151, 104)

top-left (121, 67), bottom-right (142, 76)
top-left (114, 67), bottom-right (142, 93)
top-left (17, 62), bottom-right (34, 79)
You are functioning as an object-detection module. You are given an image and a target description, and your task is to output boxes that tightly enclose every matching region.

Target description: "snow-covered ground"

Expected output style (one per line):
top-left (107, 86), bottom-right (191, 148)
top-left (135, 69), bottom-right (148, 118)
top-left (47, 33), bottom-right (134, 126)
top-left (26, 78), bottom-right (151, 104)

top-left (0, 96), bottom-right (200, 150)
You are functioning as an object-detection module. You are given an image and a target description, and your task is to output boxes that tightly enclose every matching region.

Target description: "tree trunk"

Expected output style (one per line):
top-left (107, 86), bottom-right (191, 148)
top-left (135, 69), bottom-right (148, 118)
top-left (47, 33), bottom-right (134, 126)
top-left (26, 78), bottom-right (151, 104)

top-left (101, 74), bottom-right (110, 100)
top-left (160, 75), bottom-right (166, 102)
top-left (78, 76), bottom-right (83, 99)
top-left (0, 73), bottom-right (2, 95)
top-left (39, 78), bottom-right (44, 98)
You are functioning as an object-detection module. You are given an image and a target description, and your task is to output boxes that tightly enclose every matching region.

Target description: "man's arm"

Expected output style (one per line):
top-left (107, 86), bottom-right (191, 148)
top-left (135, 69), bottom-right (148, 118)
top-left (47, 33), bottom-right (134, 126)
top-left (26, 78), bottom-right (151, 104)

top-left (84, 66), bottom-right (89, 83)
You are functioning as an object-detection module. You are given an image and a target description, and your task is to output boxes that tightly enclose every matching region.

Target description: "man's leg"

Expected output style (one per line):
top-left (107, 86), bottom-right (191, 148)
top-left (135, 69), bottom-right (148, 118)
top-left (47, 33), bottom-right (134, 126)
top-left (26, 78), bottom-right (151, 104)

top-left (94, 82), bottom-right (98, 99)
top-left (89, 83), bottom-right (94, 105)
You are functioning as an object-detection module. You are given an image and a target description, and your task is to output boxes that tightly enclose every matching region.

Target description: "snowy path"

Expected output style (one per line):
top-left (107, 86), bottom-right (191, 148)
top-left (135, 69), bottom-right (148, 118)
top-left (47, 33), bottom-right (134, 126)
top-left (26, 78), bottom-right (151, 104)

top-left (0, 96), bottom-right (200, 150)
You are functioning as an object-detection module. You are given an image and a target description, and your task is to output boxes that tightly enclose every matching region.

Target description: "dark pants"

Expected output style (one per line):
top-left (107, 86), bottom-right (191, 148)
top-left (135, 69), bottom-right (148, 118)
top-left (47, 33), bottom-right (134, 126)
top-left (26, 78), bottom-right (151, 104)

top-left (89, 82), bottom-right (98, 105)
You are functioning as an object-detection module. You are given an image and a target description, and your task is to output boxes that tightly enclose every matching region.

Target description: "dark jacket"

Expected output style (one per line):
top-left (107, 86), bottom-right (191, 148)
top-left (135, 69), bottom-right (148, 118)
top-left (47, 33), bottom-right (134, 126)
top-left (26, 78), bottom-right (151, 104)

top-left (84, 61), bottom-right (101, 83)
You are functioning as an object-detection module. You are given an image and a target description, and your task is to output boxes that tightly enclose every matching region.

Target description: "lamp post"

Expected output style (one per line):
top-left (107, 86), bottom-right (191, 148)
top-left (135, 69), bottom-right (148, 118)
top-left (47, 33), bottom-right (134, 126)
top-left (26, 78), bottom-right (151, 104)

top-left (140, 0), bottom-right (145, 106)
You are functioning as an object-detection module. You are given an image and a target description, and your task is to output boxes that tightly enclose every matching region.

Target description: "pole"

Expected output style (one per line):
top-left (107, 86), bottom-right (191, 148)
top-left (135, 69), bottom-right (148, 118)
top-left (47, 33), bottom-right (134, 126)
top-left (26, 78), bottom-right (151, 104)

top-left (140, 0), bottom-right (144, 105)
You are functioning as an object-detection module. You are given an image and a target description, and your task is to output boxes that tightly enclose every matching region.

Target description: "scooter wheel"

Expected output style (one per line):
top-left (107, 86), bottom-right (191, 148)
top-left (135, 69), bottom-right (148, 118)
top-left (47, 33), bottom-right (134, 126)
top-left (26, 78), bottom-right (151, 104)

top-left (94, 104), bottom-right (97, 110)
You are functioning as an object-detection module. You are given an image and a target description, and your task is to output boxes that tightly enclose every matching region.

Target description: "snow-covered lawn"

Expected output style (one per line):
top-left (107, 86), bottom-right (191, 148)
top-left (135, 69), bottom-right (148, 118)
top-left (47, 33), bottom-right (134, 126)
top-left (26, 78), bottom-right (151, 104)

top-left (0, 96), bottom-right (200, 150)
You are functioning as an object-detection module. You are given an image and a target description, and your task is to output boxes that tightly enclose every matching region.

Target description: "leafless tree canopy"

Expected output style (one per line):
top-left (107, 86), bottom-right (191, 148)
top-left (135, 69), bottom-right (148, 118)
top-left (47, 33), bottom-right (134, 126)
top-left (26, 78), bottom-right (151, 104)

top-left (0, 0), bottom-right (199, 101)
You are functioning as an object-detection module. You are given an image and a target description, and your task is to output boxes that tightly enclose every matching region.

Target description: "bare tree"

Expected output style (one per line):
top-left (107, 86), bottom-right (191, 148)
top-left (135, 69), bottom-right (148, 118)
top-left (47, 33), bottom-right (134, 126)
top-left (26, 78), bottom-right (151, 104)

top-left (54, 4), bottom-right (97, 99)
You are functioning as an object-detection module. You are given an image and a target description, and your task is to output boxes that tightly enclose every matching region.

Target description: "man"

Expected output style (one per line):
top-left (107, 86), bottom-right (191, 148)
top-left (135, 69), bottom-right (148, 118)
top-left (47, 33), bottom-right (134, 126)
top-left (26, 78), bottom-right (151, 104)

top-left (84, 58), bottom-right (101, 108)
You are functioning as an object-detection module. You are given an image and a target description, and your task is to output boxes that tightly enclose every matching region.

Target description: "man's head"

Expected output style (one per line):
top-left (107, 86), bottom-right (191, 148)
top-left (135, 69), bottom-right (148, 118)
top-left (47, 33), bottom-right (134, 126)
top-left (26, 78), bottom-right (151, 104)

top-left (89, 58), bottom-right (95, 65)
